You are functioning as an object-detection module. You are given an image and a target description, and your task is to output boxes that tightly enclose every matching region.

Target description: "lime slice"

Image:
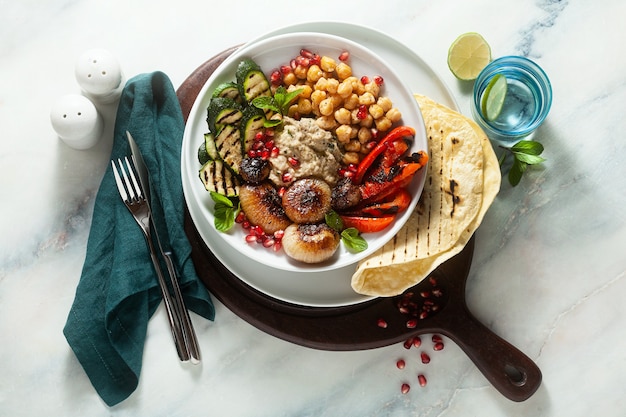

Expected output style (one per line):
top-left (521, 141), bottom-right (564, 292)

top-left (447, 32), bottom-right (491, 81)
top-left (481, 74), bottom-right (508, 121)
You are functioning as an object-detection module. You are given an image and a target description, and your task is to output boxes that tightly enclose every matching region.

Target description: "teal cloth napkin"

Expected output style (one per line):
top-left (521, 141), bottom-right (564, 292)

top-left (63, 71), bottom-right (215, 407)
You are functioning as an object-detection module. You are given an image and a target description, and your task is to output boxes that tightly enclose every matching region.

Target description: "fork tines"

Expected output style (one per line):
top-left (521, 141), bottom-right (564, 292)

top-left (111, 157), bottom-right (144, 203)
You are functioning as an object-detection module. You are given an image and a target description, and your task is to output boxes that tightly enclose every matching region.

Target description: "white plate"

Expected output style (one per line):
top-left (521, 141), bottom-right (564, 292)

top-left (182, 22), bottom-right (458, 307)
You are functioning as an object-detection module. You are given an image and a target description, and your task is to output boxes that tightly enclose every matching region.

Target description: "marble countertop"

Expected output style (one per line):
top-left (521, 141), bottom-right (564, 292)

top-left (2, 0), bottom-right (625, 415)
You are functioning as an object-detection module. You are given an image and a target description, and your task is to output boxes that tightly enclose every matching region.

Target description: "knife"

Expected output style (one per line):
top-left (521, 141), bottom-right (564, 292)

top-left (127, 131), bottom-right (201, 364)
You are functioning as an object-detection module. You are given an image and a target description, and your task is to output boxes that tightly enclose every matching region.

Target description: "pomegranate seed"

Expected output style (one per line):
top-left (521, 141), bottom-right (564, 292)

top-left (264, 129), bottom-right (274, 138)
top-left (432, 335), bottom-right (442, 343)
top-left (245, 234), bottom-right (258, 244)
top-left (282, 172), bottom-right (293, 183)
top-left (254, 131), bottom-right (265, 140)
top-left (374, 75), bottom-right (384, 85)
top-left (401, 383), bottom-right (410, 394)
top-left (253, 140), bottom-right (264, 150)
top-left (418, 374), bottom-right (427, 387)
top-left (396, 359), bottom-right (406, 369)
top-left (403, 338), bottom-right (413, 349)
top-left (413, 337), bottom-right (422, 348)
top-left (370, 128), bottom-right (379, 139)
top-left (260, 149), bottom-right (271, 159)
top-left (429, 277), bottom-right (437, 286)
top-left (406, 319), bottom-right (417, 329)
top-left (265, 138), bottom-right (275, 148)
top-left (287, 156), bottom-right (300, 167)
top-left (347, 163), bottom-right (358, 172)
top-left (376, 318), bottom-right (388, 328)
top-left (252, 225), bottom-right (264, 236)
top-left (419, 311), bottom-right (429, 320)
top-left (433, 342), bottom-right (444, 351)
top-left (420, 352), bottom-right (431, 364)
top-left (274, 230), bottom-right (284, 240)
top-left (280, 65), bottom-right (292, 75)
top-left (270, 146), bottom-right (280, 158)
top-left (310, 54), bottom-right (321, 65)
top-left (270, 70), bottom-right (282, 85)
top-left (300, 48), bottom-right (314, 59)
top-left (338, 168), bottom-right (347, 177)
top-left (360, 75), bottom-right (370, 84)
top-left (365, 140), bottom-right (377, 150)
top-left (235, 212), bottom-right (246, 223)
top-left (278, 186), bottom-right (287, 197)
top-left (247, 149), bottom-right (257, 158)
top-left (263, 238), bottom-right (275, 248)
top-left (295, 55), bottom-right (310, 67)
top-left (420, 291), bottom-right (430, 298)
top-left (432, 289), bottom-right (442, 297)
top-left (290, 59), bottom-right (297, 70)
top-left (272, 241), bottom-right (282, 252)
top-left (357, 104), bottom-right (368, 120)
top-left (338, 51), bottom-right (350, 61)
top-left (398, 306), bottom-right (410, 315)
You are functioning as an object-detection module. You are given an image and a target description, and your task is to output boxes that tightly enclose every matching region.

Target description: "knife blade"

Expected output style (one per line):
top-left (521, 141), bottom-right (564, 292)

top-left (127, 131), bottom-right (201, 364)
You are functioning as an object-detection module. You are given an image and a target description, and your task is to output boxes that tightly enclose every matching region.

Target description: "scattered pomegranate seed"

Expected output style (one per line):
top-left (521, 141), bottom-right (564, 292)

top-left (432, 335), bottom-right (442, 343)
top-left (280, 65), bottom-right (292, 75)
top-left (420, 291), bottom-right (430, 298)
top-left (360, 75), bottom-right (370, 84)
top-left (418, 374), bottom-right (427, 387)
top-left (412, 337), bottom-right (422, 348)
top-left (396, 359), bottom-right (406, 369)
top-left (338, 51), bottom-right (350, 61)
top-left (429, 277), bottom-right (437, 286)
top-left (419, 311), bottom-right (429, 320)
top-left (295, 55), bottom-right (310, 67)
top-left (420, 352), bottom-right (430, 364)
top-left (270, 146), bottom-right (280, 158)
top-left (403, 338), bottom-right (413, 349)
top-left (374, 75), bottom-right (384, 85)
top-left (376, 318), bottom-right (388, 329)
top-left (241, 220), bottom-right (251, 229)
top-left (245, 234), bottom-right (258, 244)
top-left (431, 289), bottom-right (442, 297)
top-left (235, 212), bottom-right (246, 223)
top-left (406, 319), bottom-right (417, 329)
top-left (281, 172), bottom-right (294, 183)
top-left (401, 383), bottom-right (410, 394)
top-left (433, 342), bottom-right (444, 351)
top-left (272, 241), bottom-right (282, 252)
top-left (290, 58), bottom-right (297, 70)
top-left (273, 230), bottom-right (284, 240)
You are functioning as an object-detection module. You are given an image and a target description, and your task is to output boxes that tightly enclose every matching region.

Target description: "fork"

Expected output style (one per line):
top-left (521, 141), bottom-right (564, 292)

top-left (111, 157), bottom-right (190, 362)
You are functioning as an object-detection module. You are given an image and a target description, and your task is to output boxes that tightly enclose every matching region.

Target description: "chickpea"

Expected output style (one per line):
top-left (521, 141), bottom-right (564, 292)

top-left (314, 77), bottom-right (329, 91)
top-left (297, 97), bottom-right (312, 115)
top-left (325, 78), bottom-right (339, 94)
top-left (359, 114), bottom-right (374, 128)
top-left (283, 72), bottom-right (297, 86)
top-left (334, 107), bottom-right (352, 125)
top-left (375, 116), bottom-right (392, 132)
top-left (337, 80), bottom-right (353, 98)
top-left (344, 139), bottom-right (362, 152)
top-left (320, 56), bottom-right (336, 72)
top-left (364, 81), bottom-right (380, 97)
top-left (343, 151), bottom-right (360, 166)
top-left (288, 104), bottom-right (299, 118)
top-left (357, 126), bottom-right (373, 143)
top-left (316, 115), bottom-right (337, 130)
top-left (368, 104), bottom-right (385, 120)
top-left (377, 96), bottom-right (393, 113)
top-left (335, 62), bottom-right (352, 80)
top-left (329, 93), bottom-right (343, 108)
top-left (319, 98), bottom-right (334, 116)
top-left (306, 65), bottom-right (323, 83)
top-left (386, 107), bottom-right (402, 123)
top-left (294, 65), bottom-right (308, 80)
top-left (343, 93), bottom-right (360, 110)
top-left (359, 92), bottom-right (376, 106)
top-left (335, 124), bottom-right (352, 143)
top-left (310, 89), bottom-right (326, 107)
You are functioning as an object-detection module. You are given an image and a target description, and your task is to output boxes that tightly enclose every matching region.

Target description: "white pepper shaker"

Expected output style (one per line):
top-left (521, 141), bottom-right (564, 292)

top-left (50, 94), bottom-right (104, 150)
top-left (74, 49), bottom-right (125, 104)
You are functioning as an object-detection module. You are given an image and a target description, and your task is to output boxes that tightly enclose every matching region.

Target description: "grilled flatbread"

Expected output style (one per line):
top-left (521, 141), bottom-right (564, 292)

top-left (350, 94), bottom-right (501, 296)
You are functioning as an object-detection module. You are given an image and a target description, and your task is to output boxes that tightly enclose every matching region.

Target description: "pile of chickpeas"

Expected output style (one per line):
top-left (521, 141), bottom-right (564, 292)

top-left (272, 50), bottom-right (402, 166)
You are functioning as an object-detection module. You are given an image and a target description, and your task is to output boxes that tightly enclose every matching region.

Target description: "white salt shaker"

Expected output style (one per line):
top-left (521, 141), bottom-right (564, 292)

top-left (50, 94), bottom-right (104, 150)
top-left (74, 49), bottom-right (125, 104)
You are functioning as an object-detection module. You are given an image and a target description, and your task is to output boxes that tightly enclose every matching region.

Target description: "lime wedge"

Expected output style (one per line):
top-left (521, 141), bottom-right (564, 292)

top-left (481, 74), bottom-right (507, 121)
top-left (447, 32), bottom-right (491, 81)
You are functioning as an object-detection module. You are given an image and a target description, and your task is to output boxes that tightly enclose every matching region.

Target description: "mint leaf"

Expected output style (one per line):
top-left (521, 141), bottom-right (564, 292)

top-left (499, 139), bottom-right (545, 186)
top-left (210, 191), bottom-right (238, 232)
top-left (341, 227), bottom-right (368, 252)
top-left (252, 96), bottom-right (280, 113)
top-left (325, 210), bottom-right (344, 232)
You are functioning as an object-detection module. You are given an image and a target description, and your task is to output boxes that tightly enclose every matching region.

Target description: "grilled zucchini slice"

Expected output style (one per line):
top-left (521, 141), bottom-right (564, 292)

top-left (240, 106), bottom-right (266, 154)
top-left (214, 124), bottom-right (242, 173)
top-left (211, 81), bottom-right (242, 103)
top-left (207, 97), bottom-right (243, 134)
top-left (235, 58), bottom-right (271, 103)
top-left (199, 159), bottom-right (240, 197)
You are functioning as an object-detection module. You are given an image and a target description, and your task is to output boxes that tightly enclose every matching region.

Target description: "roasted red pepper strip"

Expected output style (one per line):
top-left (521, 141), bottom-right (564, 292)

top-left (353, 125), bottom-right (416, 185)
top-left (340, 214), bottom-right (396, 233)
top-left (360, 151), bottom-right (429, 202)
top-left (359, 187), bottom-right (412, 216)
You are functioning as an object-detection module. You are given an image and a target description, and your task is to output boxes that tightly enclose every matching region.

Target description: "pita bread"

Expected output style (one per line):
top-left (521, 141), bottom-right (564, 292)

top-left (350, 94), bottom-right (501, 296)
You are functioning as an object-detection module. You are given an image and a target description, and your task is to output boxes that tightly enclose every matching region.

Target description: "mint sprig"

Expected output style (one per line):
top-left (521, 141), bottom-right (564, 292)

top-left (499, 140), bottom-right (546, 186)
top-left (252, 86), bottom-right (303, 127)
top-left (325, 210), bottom-right (368, 252)
top-left (210, 191), bottom-right (239, 232)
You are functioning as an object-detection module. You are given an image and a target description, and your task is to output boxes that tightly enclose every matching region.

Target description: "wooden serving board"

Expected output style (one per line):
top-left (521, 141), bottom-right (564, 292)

top-left (177, 46), bottom-right (541, 402)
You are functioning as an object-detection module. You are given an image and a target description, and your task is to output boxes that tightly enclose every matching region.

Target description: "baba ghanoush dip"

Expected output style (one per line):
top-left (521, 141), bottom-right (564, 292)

top-left (269, 116), bottom-right (343, 187)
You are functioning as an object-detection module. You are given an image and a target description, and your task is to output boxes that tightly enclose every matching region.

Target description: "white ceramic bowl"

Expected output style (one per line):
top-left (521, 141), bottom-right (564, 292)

top-left (182, 32), bottom-right (427, 274)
